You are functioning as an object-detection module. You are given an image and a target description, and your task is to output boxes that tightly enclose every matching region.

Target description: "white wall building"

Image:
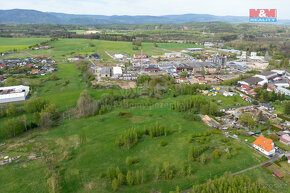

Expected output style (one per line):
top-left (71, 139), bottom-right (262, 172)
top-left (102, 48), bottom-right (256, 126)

top-left (275, 87), bottom-right (290, 97)
top-left (165, 52), bottom-right (182, 58)
top-left (113, 67), bottom-right (123, 76)
top-left (0, 85), bottom-right (30, 104)
top-left (114, 54), bottom-right (125, 60)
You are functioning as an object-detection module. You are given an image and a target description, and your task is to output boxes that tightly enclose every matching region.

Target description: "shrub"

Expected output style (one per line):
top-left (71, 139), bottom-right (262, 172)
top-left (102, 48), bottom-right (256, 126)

top-left (212, 149), bottom-right (222, 159)
top-left (160, 140), bottom-right (168, 147)
top-left (112, 178), bottom-right (119, 191)
top-left (183, 113), bottom-right (202, 121)
top-left (226, 152), bottom-right (232, 159)
top-left (147, 123), bottom-right (169, 138)
top-left (119, 112), bottom-right (132, 118)
top-left (126, 156), bottom-right (139, 166)
top-left (24, 98), bottom-right (48, 113)
top-left (116, 128), bottom-right (139, 149)
top-left (188, 145), bottom-right (209, 160)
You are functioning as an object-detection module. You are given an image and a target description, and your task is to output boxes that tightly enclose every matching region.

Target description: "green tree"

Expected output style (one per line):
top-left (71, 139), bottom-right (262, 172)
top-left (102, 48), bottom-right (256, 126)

top-left (285, 102), bottom-right (290, 115)
top-left (126, 171), bottom-right (134, 185)
top-left (6, 103), bottom-right (17, 116)
top-left (181, 71), bottom-right (188, 78)
top-left (111, 178), bottom-right (119, 191)
top-left (239, 113), bottom-right (255, 128)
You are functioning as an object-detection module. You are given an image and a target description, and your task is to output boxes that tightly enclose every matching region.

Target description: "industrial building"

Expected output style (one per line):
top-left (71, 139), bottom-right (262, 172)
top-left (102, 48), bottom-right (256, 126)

top-left (0, 85), bottom-right (30, 104)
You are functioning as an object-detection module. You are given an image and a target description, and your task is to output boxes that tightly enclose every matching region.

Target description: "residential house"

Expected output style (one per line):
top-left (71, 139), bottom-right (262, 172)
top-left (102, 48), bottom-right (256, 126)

top-left (252, 136), bottom-right (275, 156)
top-left (134, 54), bottom-right (147, 59)
top-left (280, 134), bottom-right (290, 146)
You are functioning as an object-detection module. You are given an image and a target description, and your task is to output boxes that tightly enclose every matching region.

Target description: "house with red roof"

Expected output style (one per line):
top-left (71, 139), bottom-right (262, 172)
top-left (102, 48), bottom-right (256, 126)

top-left (30, 69), bottom-right (39, 74)
top-left (133, 54), bottom-right (147, 59)
top-left (252, 136), bottom-right (275, 156)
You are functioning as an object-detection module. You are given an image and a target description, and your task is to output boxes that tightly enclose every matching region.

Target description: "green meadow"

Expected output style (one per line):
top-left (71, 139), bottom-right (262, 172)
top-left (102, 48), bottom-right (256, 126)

top-left (0, 37), bottom-right (49, 52)
top-left (1, 38), bottom-right (200, 61)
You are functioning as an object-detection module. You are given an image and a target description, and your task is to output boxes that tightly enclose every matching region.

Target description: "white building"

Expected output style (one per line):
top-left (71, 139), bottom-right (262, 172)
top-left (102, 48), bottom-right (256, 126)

top-left (223, 91), bottom-right (236, 97)
top-left (113, 67), bottom-right (123, 76)
top-left (252, 136), bottom-right (275, 156)
top-left (275, 87), bottom-right (290, 97)
top-left (67, 58), bottom-right (80, 62)
top-left (114, 54), bottom-right (125, 60)
top-left (0, 85), bottom-right (30, 104)
top-left (165, 52), bottom-right (182, 58)
top-left (187, 48), bottom-right (204, 52)
top-left (204, 42), bottom-right (214, 47)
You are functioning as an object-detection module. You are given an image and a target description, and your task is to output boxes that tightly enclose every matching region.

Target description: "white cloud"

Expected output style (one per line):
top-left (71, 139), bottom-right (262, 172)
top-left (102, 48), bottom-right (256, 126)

top-left (0, 0), bottom-right (289, 19)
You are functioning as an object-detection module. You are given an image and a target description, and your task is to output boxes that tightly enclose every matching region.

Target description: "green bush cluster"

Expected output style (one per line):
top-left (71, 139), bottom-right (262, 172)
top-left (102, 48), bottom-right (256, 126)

top-left (188, 145), bottom-right (209, 161)
top-left (115, 128), bottom-right (139, 149)
top-left (126, 156), bottom-right (139, 166)
top-left (191, 174), bottom-right (271, 193)
top-left (146, 123), bottom-right (169, 138)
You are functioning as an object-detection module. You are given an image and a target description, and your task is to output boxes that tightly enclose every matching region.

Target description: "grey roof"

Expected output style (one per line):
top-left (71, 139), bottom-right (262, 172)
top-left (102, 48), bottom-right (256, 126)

top-left (101, 67), bottom-right (111, 74)
top-left (274, 79), bottom-right (289, 84)
top-left (241, 77), bottom-right (263, 85)
top-left (259, 71), bottom-right (277, 76)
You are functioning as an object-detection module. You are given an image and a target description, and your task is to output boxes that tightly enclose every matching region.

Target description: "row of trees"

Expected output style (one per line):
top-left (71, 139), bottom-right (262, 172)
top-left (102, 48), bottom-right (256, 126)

top-left (190, 174), bottom-right (271, 193)
top-left (105, 167), bottom-right (145, 191)
top-left (254, 87), bottom-right (286, 103)
top-left (75, 90), bottom-right (141, 118)
top-left (172, 96), bottom-right (219, 116)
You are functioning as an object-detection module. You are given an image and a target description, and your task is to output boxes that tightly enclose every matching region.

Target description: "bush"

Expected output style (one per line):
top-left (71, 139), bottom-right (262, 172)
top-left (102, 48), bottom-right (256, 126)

top-left (119, 112), bottom-right (132, 118)
top-left (112, 178), bottom-right (119, 191)
top-left (126, 156), bottom-right (139, 166)
top-left (160, 140), bottom-right (168, 147)
top-left (226, 152), bottom-right (232, 159)
top-left (212, 149), bottom-right (222, 159)
top-left (147, 123), bottom-right (169, 138)
top-left (116, 128), bottom-right (140, 149)
top-left (188, 145), bottom-right (209, 160)
top-left (24, 98), bottom-right (48, 113)
top-left (183, 113), bottom-right (202, 121)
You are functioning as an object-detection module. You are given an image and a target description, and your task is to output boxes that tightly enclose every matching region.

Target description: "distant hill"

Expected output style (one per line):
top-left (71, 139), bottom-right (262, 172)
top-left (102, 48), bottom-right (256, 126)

top-left (0, 9), bottom-right (289, 25)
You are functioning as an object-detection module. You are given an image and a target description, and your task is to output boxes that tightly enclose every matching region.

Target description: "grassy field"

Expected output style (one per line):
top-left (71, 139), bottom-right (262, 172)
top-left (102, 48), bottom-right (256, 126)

top-left (0, 96), bottom-right (271, 193)
top-left (1, 38), bottom-right (200, 61)
top-left (0, 37), bottom-right (49, 52)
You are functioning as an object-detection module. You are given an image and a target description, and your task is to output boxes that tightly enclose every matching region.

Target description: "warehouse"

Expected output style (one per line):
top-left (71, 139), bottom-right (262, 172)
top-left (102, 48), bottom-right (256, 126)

top-left (0, 85), bottom-right (30, 104)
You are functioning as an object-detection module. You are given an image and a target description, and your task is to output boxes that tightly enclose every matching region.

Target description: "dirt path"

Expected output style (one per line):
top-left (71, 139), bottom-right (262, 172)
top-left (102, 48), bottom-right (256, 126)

top-left (231, 156), bottom-right (281, 176)
top-left (104, 51), bottom-right (114, 59)
top-left (182, 153), bottom-right (287, 193)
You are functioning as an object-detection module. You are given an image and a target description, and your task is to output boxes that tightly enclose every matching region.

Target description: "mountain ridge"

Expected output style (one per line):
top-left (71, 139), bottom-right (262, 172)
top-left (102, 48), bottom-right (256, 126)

top-left (0, 9), bottom-right (289, 25)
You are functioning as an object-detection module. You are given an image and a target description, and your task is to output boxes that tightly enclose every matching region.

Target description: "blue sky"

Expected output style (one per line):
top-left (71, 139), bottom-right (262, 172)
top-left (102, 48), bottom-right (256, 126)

top-left (1, 0), bottom-right (290, 19)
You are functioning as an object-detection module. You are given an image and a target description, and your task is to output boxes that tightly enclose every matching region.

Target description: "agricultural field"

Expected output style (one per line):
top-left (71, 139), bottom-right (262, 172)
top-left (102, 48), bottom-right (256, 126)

top-left (0, 37), bottom-right (49, 53)
top-left (1, 38), bottom-right (200, 61)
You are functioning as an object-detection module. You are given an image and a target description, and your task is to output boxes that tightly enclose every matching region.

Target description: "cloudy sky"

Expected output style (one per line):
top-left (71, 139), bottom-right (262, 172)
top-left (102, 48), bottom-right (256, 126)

top-left (1, 0), bottom-right (290, 19)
